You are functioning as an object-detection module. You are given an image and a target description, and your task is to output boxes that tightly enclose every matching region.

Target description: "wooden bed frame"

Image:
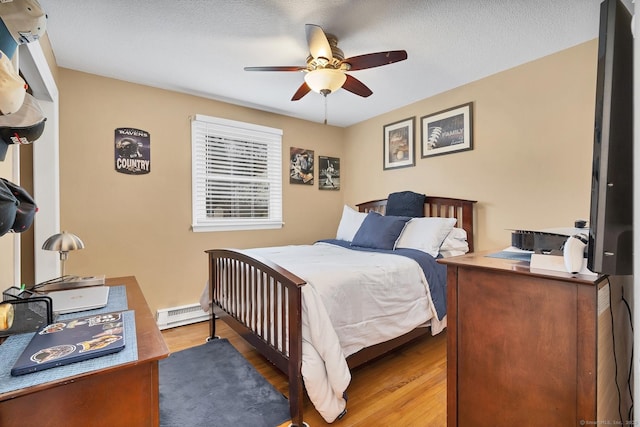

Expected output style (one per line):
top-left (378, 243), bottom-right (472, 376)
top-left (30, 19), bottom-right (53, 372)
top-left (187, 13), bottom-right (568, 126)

top-left (206, 196), bottom-right (476, 426)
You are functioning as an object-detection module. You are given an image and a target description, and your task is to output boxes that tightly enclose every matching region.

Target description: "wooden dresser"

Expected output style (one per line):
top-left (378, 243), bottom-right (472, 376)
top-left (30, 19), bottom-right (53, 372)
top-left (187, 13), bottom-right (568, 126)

top-left (0, 276), bottom-right (169, 427)
top-left (440, 252), bottom-right (617, 426)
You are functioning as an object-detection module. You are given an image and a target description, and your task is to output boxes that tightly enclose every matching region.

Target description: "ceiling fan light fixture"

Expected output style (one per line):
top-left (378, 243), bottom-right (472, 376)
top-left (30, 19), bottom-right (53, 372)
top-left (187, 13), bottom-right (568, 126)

top-left (304, 68), bottom-right (346, 95)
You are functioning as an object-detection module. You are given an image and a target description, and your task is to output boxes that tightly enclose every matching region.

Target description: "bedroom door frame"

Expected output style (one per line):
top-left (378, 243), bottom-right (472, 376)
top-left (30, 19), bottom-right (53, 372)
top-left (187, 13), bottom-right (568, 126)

top-left (18, 41), bottom-right (61, 284)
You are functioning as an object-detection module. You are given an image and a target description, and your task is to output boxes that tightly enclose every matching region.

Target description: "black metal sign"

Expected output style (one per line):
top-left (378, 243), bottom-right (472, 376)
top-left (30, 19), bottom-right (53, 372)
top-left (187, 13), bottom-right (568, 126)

top-left (114, 128), bottom-right (150, 175)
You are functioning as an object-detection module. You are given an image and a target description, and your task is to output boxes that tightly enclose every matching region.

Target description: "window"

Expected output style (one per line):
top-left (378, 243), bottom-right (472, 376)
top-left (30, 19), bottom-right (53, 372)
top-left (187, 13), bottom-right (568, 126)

top-left (191, 115), bottom-right (283, 232)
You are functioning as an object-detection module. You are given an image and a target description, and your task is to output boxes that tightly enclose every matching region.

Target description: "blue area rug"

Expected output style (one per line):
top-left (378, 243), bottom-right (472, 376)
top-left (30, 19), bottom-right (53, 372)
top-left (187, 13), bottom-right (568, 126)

top-left (159, 338), bottom-right (290, 427)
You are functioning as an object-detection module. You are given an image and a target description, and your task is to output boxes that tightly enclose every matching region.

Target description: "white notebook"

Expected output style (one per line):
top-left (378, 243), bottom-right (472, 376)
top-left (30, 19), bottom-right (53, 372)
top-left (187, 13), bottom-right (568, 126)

top-left (46, 286), bottom-right (110, 315)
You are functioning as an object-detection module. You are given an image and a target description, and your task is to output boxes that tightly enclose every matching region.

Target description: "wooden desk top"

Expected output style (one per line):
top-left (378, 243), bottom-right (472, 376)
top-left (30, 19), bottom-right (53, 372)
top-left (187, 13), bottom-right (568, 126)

top-left (0, 276), bottom-right (169, 401)
top-left (439, 250), bottom-right (606, 286)
top-left (106, 276), bottom-right (169, 362)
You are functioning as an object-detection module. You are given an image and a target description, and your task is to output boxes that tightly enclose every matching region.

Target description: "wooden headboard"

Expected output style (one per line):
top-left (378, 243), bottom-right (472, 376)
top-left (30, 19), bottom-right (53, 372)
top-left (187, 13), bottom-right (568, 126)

top-left (356, 196), bottom-right (477, 253)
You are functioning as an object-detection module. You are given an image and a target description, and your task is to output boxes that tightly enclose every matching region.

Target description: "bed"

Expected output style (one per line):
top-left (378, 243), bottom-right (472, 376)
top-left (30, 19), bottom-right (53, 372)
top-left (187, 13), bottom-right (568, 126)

top-left (204, 194), bottom-right (476, 426)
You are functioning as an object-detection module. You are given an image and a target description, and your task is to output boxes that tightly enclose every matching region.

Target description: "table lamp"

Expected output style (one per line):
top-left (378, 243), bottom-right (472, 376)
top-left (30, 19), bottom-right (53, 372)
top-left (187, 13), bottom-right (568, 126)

top-left (39, 231), bottom-right (105, 291)
top-left (42, 231), bottom-right (84, 278)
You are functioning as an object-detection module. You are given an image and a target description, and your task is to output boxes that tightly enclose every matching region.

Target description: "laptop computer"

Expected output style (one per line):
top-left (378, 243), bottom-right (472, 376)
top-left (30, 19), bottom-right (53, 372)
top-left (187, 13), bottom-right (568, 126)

top-left (46, 286), bottom-right (110, 315)
top-left (11, 311), bottom-right (126, 376)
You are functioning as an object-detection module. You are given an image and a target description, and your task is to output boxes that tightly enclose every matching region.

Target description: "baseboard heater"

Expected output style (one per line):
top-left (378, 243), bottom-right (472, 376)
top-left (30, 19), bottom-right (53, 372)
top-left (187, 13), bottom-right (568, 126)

top-left (156, 303), bottom-right (210, 330)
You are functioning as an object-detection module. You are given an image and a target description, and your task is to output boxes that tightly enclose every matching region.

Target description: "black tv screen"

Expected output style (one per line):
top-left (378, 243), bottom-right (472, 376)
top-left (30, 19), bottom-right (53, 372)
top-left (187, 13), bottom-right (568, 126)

top-left (587, 0), bottom-right (633, 275)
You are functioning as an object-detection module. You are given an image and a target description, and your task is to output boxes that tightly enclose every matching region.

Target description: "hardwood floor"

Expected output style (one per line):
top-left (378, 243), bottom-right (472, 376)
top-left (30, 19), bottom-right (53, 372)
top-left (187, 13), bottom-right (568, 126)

top-left (161, 321), bottom-right (447, 427)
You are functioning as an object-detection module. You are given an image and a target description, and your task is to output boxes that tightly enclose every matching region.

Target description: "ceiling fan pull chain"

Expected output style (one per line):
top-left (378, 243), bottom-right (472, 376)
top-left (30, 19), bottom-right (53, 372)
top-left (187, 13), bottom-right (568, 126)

top-left (324, 94), bottom-right (328, 125)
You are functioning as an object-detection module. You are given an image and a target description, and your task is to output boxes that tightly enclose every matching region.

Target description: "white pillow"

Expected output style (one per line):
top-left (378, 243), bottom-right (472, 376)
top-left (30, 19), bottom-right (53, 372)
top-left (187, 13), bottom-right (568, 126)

top-left (395, 217), bottom-right (457, 257)
top-left (336, 205), bottom-right (367, 242)
top-left (441, 227), bottom-right (468, 248)
top-left (440, 248), bottom-right (468, 258)
top-left (440, 227), bottom-right (469, 257)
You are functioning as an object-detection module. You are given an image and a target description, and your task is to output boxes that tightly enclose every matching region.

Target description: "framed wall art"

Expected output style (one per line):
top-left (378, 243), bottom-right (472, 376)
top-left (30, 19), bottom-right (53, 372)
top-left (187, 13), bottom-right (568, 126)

top-left (421, 102), bottom-right (473, 158)
top-left (383, 117), bottom-right (415, 170)
top-left (318, 156), bottom-right (340, 190)
top-left (289, 147), bottom-right (314, 185)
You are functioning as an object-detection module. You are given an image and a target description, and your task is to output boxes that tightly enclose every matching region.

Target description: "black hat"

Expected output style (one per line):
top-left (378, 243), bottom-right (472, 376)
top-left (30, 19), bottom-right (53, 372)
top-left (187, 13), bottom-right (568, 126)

top-left (0, 179), bottom-right (18, 236)
top-left (0, 178), bottom-right (37, 234)
top-left (0, 93), bottom-right (46, 160)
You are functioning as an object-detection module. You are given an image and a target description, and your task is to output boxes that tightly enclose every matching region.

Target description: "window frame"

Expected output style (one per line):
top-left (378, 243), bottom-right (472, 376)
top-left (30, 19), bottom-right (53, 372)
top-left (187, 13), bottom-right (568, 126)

top-left (191, 114), bottom-right (283, 232)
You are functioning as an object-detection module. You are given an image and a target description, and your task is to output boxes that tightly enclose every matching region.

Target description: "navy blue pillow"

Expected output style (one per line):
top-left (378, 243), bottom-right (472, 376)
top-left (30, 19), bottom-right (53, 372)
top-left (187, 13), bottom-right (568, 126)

top-left (385, 191), bottom-right (426, 217)
top-left (351, 211), bottom-right (411, 250)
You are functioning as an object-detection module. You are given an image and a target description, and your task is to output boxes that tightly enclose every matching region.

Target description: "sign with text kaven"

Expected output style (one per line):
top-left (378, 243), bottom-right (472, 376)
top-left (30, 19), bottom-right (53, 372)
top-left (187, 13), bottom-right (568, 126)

top-left (114, 128), bottom-right (150, 175)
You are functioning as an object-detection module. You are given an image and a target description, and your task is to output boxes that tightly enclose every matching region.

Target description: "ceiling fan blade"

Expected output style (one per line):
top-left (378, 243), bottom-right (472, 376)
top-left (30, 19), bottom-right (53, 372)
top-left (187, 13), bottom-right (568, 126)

top-left (343, 50), bottom-right (408, 71)
top-left (291, 82), bottom-right (311, 101)
top-left (342, 75), bottom-right (373, 97)
top-left (244, 66), bottom-right (307, 72)
top-left (305, 24), bottom-right (332, 61)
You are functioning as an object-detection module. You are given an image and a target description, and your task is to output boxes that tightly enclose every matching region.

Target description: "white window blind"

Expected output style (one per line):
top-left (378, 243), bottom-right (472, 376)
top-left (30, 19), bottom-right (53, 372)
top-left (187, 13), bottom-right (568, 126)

top-left (191, 114), bottom-right (283, 232)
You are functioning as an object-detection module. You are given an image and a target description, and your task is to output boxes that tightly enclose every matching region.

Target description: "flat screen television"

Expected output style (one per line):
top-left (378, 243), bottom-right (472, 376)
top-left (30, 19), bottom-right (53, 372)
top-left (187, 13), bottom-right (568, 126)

top-left (587, 0), bottom-right (633, 275)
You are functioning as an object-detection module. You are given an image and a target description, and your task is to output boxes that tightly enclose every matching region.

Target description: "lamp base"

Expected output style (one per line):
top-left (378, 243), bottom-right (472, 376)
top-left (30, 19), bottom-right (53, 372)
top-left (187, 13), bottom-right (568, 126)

top-left (37, 275), bottom-right (106, 292)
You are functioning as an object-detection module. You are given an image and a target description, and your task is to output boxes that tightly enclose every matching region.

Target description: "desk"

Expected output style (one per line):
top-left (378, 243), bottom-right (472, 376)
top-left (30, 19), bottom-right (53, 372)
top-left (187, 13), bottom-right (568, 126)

top-left (0, 276), bottom-right (169, 427)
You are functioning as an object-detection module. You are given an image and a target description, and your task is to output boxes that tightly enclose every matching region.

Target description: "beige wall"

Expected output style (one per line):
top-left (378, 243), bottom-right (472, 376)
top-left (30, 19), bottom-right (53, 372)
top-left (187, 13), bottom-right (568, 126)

top-left (57, 70), bottom-right (346, 313)
top-left (344, 40), bottom-right (598, 252)
top-left (57, 39), bottom-right (597, 315)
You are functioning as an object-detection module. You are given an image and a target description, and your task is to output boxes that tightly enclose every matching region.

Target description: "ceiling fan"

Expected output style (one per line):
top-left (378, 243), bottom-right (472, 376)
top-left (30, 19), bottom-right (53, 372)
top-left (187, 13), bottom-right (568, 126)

top-left (244, 24), bottom-right (408, 101)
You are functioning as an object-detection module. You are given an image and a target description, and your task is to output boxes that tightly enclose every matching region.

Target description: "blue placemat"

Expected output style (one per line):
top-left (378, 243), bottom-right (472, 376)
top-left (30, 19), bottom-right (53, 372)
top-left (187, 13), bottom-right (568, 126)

top-left (0, 310), bottom-right (138, 394)
top-left (486, 251), bottom-right (533, 262)
top-left (57, 285), bottom-right (128, 321)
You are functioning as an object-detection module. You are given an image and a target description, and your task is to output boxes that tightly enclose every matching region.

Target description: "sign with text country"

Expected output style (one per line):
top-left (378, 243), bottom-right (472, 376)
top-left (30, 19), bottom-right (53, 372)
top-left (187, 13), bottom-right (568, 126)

top-left (114, 128), bottom-right (151, 175)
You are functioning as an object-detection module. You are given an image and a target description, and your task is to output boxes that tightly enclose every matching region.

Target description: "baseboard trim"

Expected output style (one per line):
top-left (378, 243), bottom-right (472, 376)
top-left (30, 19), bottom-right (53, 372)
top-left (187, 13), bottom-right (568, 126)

top-left (156, 303), bottom-right (210, 330)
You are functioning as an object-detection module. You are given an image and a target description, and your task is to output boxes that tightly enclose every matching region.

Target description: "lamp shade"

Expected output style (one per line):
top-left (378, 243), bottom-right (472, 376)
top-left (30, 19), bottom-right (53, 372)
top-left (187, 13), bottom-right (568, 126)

top-left (42, 231), bottom-right (84, 253)
top-left (42, 231), bottom-right (85, 280)
top-left (304, 69), bottom-right (346, 94)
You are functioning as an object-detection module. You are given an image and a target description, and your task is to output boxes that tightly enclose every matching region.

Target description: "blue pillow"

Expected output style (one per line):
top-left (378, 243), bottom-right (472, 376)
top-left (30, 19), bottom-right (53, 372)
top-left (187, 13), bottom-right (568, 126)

top-left (385, 191), bottom-right (426, 217)
top-left (351, 211), bottom-right (411, 250)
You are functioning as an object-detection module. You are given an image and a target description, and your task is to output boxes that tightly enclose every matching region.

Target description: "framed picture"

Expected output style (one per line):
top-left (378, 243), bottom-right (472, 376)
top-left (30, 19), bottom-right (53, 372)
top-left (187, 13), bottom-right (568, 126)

top-left (289, 147), bottom-right (314, 185)
top-left (383, 117), bottom-right (415, 170)
top-left (421, 102), bottom-right (473, 158)
top-left (319, 156), bottom-right (340, 190)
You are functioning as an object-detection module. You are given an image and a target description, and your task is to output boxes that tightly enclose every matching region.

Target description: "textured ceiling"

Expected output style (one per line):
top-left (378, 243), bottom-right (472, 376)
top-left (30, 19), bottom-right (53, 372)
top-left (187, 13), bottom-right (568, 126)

top-left (38, 0), bottom-right (628, 127)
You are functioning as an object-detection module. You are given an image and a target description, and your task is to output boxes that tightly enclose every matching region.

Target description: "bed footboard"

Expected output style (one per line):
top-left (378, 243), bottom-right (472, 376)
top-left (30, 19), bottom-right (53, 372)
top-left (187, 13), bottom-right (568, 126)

top-left (206, 249), bottom-right (307, 427)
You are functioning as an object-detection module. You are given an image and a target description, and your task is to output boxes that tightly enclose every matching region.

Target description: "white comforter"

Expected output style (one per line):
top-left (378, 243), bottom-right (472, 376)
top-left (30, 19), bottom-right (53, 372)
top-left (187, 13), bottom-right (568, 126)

top-left (200, 242), bottom-right (444, 422)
